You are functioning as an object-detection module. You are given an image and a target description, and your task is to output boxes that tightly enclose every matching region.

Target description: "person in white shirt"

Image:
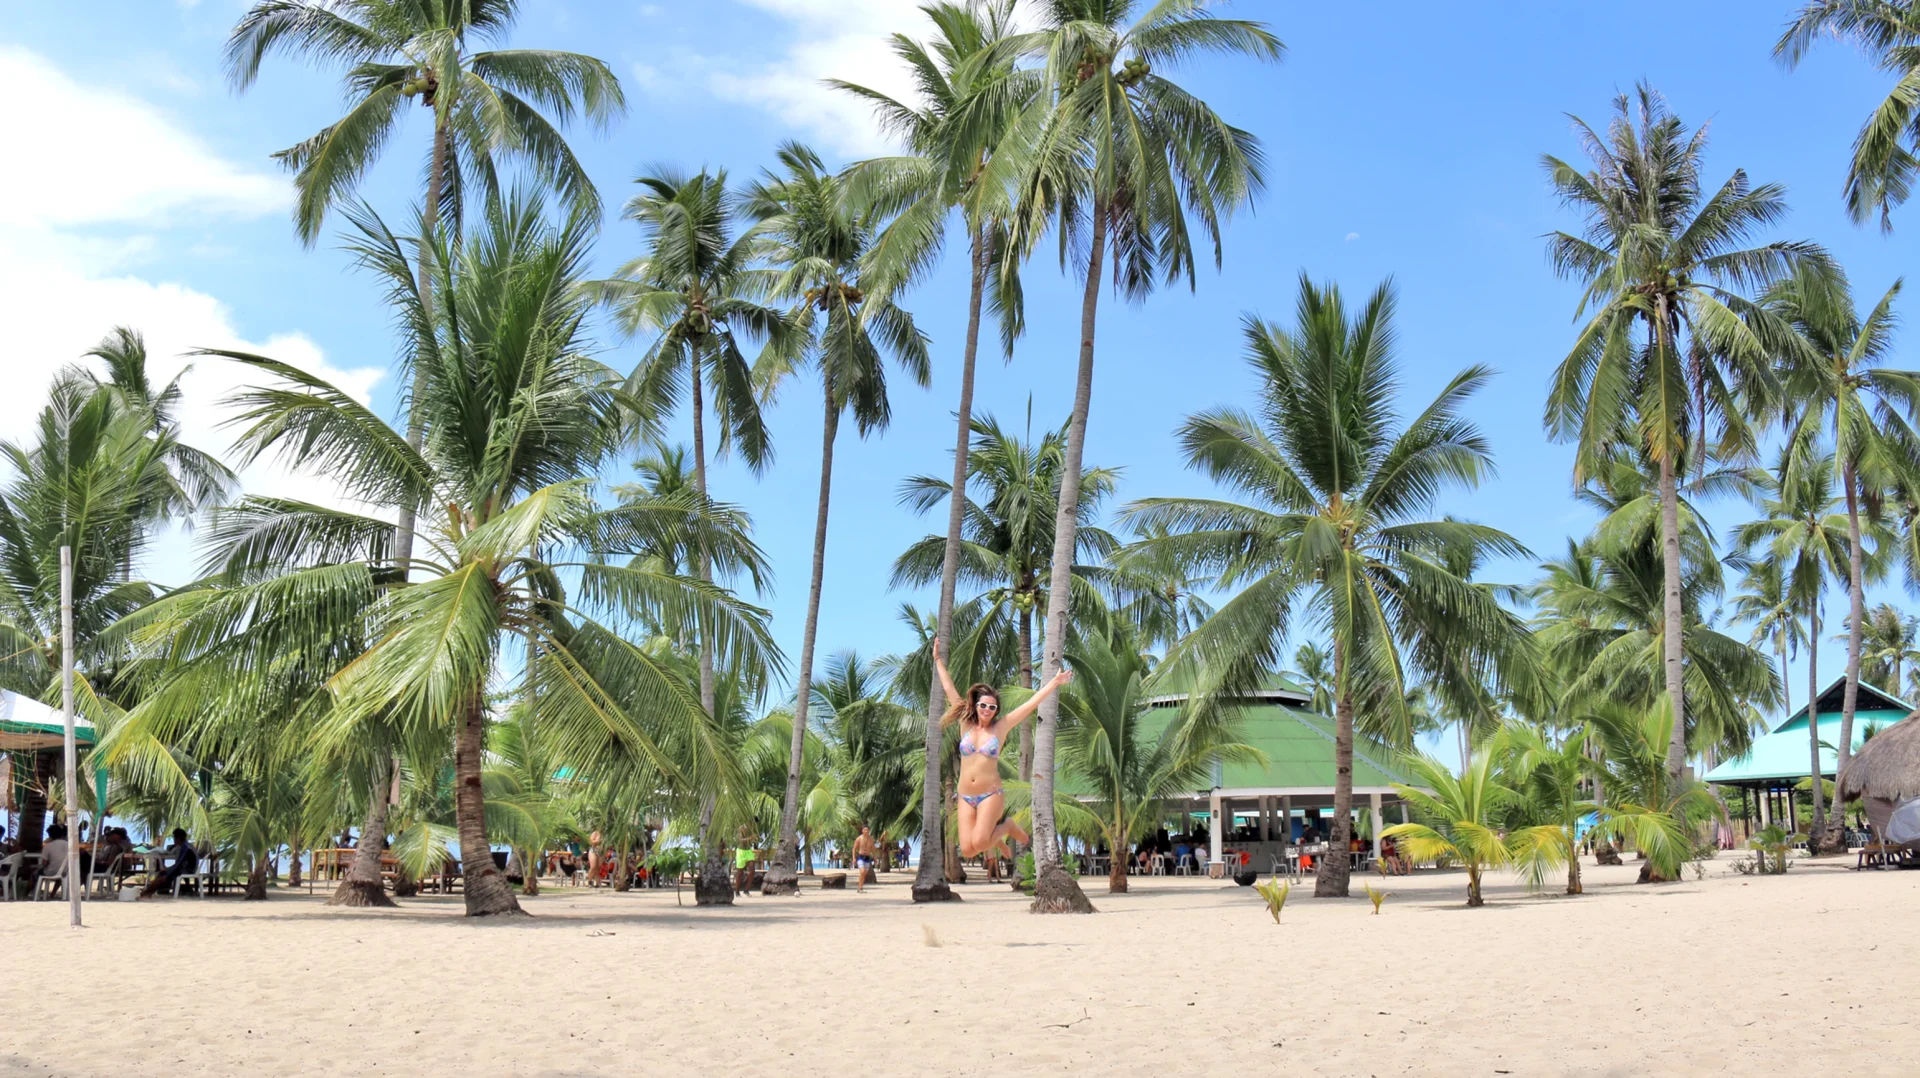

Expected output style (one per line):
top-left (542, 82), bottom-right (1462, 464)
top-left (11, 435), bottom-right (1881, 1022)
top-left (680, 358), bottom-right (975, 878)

top-left (37, 823), bottom-right (71, 895)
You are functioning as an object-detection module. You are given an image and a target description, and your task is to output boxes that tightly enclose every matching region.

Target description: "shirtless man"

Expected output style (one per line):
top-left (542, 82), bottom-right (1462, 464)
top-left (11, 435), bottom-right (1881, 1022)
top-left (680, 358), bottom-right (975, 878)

top-left (851, 825), bottom-right (877, 892)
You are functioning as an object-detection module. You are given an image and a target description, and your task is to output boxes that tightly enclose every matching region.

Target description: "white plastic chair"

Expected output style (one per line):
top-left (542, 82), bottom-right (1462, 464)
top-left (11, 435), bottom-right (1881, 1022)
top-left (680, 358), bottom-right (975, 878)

top-left (173, 848), bottom-right (215, 899)
top-left (1150, 853), bottom-right (1166, 876)
top-left (87, 854), bottom-right (122, 899)
top-left (34, 861), bottom-right (65, 900)
top-left (0, 853), bottom-right (30, 901)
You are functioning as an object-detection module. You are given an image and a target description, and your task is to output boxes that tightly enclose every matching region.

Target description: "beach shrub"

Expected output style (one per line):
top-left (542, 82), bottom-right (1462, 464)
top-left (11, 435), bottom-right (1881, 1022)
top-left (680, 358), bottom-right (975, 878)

top-left (1364, 882), bottom-right (1389, 914)
top-left (648, 847), bottom-right (699, 904)
top-left (1255, 877), bottom-right (1292, 923)
top-left (1742, 825), bottom-right (1797, 875)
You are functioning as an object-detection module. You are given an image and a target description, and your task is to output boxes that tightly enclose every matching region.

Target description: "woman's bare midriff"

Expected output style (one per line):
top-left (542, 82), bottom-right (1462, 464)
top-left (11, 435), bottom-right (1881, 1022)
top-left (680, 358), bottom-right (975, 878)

top-left (956, 729), bottom-right (1002, 797)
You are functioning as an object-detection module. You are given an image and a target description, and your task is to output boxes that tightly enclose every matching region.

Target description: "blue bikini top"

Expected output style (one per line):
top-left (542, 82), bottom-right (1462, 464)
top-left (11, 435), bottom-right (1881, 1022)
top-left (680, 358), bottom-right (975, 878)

top-left (958, 730), bottom-right (1002, 759)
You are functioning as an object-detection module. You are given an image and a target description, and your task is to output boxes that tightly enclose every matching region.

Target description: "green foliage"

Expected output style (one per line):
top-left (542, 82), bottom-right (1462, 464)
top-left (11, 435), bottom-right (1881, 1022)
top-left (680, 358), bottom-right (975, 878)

top-left (1364, 881), bottom-right (1389, 915)
top-left (1255, 876), bottom-right (1292, 923)
top-left (1747, 824), bottom-right (1798, 875)
top-left (226, 0), bottom-right (627, 244)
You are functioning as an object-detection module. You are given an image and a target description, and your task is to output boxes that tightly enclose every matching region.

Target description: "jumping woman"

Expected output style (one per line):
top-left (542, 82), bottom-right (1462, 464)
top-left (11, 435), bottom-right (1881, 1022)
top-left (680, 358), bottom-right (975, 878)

top-left (934, 641), bottom-right (1074, 859)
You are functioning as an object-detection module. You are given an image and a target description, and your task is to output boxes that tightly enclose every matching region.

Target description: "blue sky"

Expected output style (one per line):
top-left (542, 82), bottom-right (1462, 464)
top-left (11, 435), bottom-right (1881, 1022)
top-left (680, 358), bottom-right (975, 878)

top-left (1, 1), bottom-right (1911, 744)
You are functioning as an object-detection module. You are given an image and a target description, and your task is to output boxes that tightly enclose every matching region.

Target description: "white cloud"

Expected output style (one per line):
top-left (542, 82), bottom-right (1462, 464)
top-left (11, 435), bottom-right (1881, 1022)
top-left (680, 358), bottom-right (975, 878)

top-left (1345, 232), bottom-right (1360, 242)
top-left (707, 0), bottom-right (923, 157)
top-left (0, 47), bottom-right (385, 586)
top-left (0, 47), bottom-right (284, 230)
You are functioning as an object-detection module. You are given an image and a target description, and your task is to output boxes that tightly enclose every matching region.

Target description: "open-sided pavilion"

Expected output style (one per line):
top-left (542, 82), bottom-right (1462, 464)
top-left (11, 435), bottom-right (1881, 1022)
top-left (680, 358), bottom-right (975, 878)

top-left (1704, 676), bottom-right (1910, 837)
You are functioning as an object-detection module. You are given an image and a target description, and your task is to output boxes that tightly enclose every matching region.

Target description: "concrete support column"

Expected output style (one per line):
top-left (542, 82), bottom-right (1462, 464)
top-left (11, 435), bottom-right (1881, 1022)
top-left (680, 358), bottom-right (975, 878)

top-left (1280, 795), bottom-right (1293, 844)
top-left (1370, 791), bottom-right (1384, 847)
top-left (1209, 788), bottom-right (1224, 875)
top-left (1258, 796), bottom-right (1271, 841)
top-left (1758, 787), bottom-right (1772, 828)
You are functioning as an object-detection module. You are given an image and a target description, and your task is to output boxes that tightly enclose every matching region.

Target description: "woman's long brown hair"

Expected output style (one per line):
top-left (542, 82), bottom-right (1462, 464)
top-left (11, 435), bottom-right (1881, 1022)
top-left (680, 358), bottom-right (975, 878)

top-left (941, 683), bottom-right (999, 729)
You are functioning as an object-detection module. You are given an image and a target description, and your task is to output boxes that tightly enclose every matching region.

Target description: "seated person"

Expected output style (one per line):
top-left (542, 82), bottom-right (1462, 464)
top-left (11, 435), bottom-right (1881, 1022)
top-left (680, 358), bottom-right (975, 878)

top-left (93, 827), bottom-right (134, 878)
top-left (37, 824), bottom-right (71, 892)
top-left (141, 829), bottom-right (199, 897)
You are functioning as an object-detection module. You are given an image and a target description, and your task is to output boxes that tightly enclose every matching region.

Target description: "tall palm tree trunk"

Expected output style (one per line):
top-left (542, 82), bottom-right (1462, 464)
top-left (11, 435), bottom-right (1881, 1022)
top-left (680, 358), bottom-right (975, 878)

top-left (354, 117), bottom-right (450, 910)
top-left (455, 693), bottom-right (523, 916)
top-left (1106, 822), bottom-right (1128, 894)
top-left (329, 754), bottom-right (396, 907)
top-left (1656, 445), bottom-right (1689, 782)
top-left (1840, 463), bottom-right (1867, 779)
top-left (391, 118), bottom-right (450, 575)
top-left (1030, 201), bottom-right (1108, 916)
top-left (768, 381), bottom-right (841, 894)
top-left (1018, 601), bottom-right (1035, 782)
top-left (686, 360), bottom-right (733, 906)
top-left (1808, 603), bottom-right (1832, 852)
top-left (1315, 637), bottom-right (1355, 898)
top-left (915, 228), bottom-right (990, 904)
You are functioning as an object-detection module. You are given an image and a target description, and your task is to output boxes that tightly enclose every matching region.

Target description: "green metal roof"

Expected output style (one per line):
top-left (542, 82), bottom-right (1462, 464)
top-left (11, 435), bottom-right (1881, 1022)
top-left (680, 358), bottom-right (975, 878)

top-left (1705, 676), bottom-right (1911, 786)
top-left (1057, 699), bottom-right (1419, 798)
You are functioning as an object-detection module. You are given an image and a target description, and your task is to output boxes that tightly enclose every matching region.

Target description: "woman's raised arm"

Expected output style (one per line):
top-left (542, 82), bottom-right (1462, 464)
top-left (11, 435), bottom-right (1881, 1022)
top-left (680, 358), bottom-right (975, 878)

top-left (998, 666), bottom-right (1074, 733)
top-left (932, 640), bottom-right (962, 710)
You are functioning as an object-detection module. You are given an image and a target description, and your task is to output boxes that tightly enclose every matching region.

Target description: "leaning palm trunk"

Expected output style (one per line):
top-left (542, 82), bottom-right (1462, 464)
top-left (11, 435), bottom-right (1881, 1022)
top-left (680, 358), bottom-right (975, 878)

top-left (455, 695), bottom-right (523, 916)
top-left (330, 755), bottom-right (396, 908)
top-left (1028, 200), bottom-right (1107, 915)
top-left (1807, 604), bottom-right (1832, 852)
top-left (768, 382), bottom-right (842, 894)
top-left (1840, 463), bottom-right (1866, 781)
top-left (915, 230), bottom-right (990, 903)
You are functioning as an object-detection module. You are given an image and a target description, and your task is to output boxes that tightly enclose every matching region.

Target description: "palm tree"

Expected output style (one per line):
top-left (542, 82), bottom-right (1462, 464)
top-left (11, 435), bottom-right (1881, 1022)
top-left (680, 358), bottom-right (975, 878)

top-left (1012, 0), bottom-right (1282, 913)
top-left (830, 0), bottom-right (1039, 905)
top-left (800, 651), bottom-right (926, 862)
top-left (1856, 602), bottom-right (1920, 691)
top-left (1730, 556), bottom-right (1808, 747)
top-left (225, 0), bottom-right (624, 247)
top-left (1104, 522), bottom-right (1216, 654)
top-left (1542, 84), bottom-right (1828, 784)
top-left (0, 339), bottom-right (234, 854)
top-left (1532, 480), bottom-right (1780, 770)
top-left (591, 168), bottom-right (794, 901)
top-left (892, 412), bottom-right (1120, 776)
top-left (1382, 751), bottom-right (1562, 907)
top-left (133, 195), bottom-right (776, 916)
top-left (225, 0), bottom-right (626, 568)
top-left (1766, 265), bottom-right (1919, 778)
top-left (1282, 643), bottom-right (1335, 715)
top-left (1055, 626), bottom-right (1257, 894)
top-left (747, 144), bottom-right (931, 894)
top-left (1586, 700), bottom-right (1728, 882)
top-left (1730, 446), bottom-right (1885, 851)
top-left (1494, 720), bottom-right (1599, 895)
top-left (1121, 277), bottom-right (1530, 899)
top-left (1776, 1), bottom-right (1920, 228)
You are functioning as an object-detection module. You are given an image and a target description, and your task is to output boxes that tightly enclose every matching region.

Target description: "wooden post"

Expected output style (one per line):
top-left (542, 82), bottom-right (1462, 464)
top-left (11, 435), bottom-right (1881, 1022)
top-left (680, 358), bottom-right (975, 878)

top-left (60, 546), bottom-right (80, 928)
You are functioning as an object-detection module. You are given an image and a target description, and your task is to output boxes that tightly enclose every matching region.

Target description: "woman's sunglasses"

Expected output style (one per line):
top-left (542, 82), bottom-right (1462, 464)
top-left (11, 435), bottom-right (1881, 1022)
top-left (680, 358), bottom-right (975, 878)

top-left (977, 702), bottom-right (1000, 712)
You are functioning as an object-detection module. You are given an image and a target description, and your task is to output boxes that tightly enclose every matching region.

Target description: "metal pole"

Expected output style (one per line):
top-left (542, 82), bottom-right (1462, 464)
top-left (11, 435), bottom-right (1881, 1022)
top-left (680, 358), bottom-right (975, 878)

top-left (61, 545), bottom-right (81, 928)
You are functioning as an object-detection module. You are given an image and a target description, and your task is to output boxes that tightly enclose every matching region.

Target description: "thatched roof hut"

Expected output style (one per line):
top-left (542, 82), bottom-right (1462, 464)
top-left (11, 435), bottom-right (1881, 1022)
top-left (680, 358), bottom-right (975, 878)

top-left (1836, 711), bottom-right (1920, 842)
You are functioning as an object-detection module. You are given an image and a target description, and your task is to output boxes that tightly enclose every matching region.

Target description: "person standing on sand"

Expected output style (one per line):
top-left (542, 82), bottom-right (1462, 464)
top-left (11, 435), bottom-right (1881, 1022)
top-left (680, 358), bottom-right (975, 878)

top-left (733, 826), bottom-right (757, 896)
top-left (852, 825), bottom-right (877, 892)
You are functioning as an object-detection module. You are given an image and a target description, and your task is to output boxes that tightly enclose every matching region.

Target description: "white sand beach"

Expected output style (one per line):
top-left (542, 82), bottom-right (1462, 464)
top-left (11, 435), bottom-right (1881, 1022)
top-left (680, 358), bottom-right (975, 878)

top-left (3, 860), bottom-right (1914, 1078)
